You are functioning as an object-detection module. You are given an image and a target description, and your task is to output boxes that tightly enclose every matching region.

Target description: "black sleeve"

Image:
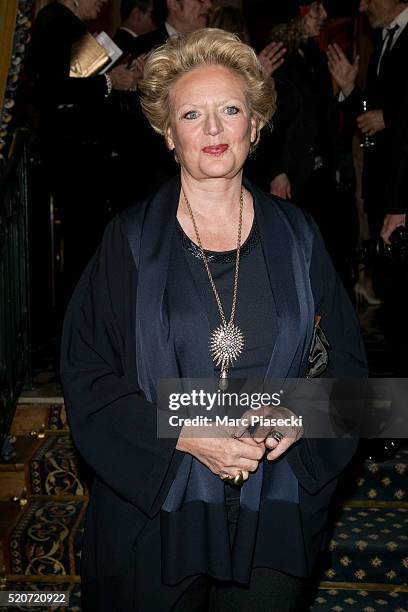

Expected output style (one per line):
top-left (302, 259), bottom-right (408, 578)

top-left (384, 86), bottom-right (408, 214)
top-left (339, 85), bottom-right (364, 120)
top-left (33, 12), bottom-right (107, 107)
top-left (60, 217), bottom-right (183, 518)
top-left (269, 76), bottom-right (302, 181)
top-left (245, 76), bottom-right (300, 189)
top-left (287, 219), bottom-right (368, 494)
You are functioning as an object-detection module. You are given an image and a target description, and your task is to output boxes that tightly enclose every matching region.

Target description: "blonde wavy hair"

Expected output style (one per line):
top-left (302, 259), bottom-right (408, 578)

top-left (138, 28), bottom-right (276, 151)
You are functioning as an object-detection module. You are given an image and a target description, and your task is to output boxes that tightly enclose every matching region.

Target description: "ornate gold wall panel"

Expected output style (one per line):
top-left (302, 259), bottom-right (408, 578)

top-left (0, 0), bottom-right (19, 110)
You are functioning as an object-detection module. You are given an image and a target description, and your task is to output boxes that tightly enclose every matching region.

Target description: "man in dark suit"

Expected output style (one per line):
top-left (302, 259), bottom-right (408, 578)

top-left (112, 0), bottom-right (213, 203)
top-left (129, 0), bottom-right (213, 57)
top-left (328, 0), bottom-right (408, 460)
top-left (327, 0), bottom-right (408, 238)
top-left (114, 0), bottom-right (155, 57)
top-left (381, 79), bottom-right (408, 242)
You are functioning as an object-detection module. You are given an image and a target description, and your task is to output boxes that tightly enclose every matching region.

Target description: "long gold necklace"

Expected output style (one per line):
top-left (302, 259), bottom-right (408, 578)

top-left (182, 186), bottom-right (245, 390)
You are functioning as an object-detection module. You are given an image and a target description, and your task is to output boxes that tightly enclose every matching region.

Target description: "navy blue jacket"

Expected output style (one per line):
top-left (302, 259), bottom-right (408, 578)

top-left (61, 177), bottom-right (367, 611)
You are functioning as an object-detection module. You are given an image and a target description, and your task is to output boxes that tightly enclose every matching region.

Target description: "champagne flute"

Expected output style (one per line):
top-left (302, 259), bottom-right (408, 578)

top-left (360, 99), bottom-right (376, 148)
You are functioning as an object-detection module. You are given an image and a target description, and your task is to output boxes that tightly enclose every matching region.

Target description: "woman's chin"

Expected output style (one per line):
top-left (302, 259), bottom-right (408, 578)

top-left (196, 159), bottom-right (243, 180)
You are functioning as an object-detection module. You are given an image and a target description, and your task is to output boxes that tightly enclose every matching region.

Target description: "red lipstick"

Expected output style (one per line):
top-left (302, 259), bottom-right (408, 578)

top-left (202, 144), bottom-right (229, 156)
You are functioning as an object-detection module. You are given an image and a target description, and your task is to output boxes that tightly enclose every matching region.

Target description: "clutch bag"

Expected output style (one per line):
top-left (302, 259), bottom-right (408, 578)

top-left (306, 315), bottom-right (330, 378)
top-left (70, 32), bottom-right (110, 78)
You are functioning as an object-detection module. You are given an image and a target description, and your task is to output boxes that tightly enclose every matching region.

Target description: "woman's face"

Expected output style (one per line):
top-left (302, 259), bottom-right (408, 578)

top-left (303, 2), bottom-right (328, 38)
top-left (78, 0), bottom-right (107, 21)
top-left (166, 64), bottom-right (257, 182)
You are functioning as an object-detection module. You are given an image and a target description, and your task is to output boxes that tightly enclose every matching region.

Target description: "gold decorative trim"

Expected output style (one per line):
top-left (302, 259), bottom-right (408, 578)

top-left (5, 575), bottom-right (80, 583)
top-left (28, 495), bottom-right (89, 502)
top-left (339, 500), bottom-right (408, 509)
top-left (0, 0), bottom-right (18, 110)
top-left (319, 581), bottom-right (408, 592)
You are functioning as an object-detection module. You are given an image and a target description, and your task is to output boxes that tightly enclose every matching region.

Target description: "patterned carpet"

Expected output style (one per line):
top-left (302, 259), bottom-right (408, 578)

top-left (28, 434), bottom-right (90, 497)
top-left (3, 302), bottom-right (408, 610)
top-left (6, 499), bottom-right (86, 578)
top-left (311, 585), bottom-right (408, 610)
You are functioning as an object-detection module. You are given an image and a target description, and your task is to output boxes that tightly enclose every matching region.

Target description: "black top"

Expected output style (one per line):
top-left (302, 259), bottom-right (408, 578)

top-left (179, 219), bottom-right (277, 380)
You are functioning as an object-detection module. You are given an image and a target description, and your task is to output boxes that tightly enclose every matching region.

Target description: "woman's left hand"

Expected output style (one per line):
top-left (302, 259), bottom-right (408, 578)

top-left (248, 405), bottom-right (303, 461)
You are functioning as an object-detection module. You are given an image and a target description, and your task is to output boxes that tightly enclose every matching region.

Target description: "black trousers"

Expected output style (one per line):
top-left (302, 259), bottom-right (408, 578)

top-left (171, 487), bottom-right (307, 612)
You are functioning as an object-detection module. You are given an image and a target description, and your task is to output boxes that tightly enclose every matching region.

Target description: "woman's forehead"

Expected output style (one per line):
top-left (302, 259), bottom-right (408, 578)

top-left (169, 64), bottom-right (248, 103)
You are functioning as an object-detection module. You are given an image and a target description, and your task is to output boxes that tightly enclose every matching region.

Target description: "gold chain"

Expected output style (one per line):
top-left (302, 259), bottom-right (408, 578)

top-left (182, 186), bottom-right (244, 327)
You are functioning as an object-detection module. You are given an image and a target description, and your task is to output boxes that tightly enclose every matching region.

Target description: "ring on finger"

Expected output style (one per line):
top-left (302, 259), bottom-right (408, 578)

top-left (270, 430), bottom-right (284, 444)
top-left (220, 470), bottom-right (244, 487)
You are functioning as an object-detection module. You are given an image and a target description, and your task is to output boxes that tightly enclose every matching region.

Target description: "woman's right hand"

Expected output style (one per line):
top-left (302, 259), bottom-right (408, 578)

top-left (176, 428), bottom-right (265, 482)
top-left (327, 43), bottom-right (359, 98)
top-left (258, 41), bottom-right (286, 77)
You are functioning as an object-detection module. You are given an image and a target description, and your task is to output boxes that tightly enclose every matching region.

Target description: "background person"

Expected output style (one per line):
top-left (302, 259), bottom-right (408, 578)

top-left (209, 3), bottom-right (287, 77)
top-left (27, 0), bottom-right (140, 310)
top-left (246, 0), bottom-right (359, 294)
top-left (61, 29), bottom-right (367, 611)
top-left (327, 0), bottom-right (408, 460)
top-left (114, 0), bottom-right (156, 56)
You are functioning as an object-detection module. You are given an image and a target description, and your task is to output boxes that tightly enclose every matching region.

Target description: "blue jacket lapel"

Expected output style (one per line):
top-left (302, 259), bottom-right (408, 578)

top-left (247, 180), bottom-right (315, 380)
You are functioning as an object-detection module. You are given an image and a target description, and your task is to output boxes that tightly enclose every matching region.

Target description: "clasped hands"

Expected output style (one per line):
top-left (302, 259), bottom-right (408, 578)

top-left (176, 405), bottom-right (303, 485)
top-left (107, 54), bottom-right (146, 92)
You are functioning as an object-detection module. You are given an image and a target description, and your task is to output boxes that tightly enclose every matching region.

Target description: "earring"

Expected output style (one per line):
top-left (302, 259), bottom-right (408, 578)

top-left (73, 0), bottom-right (79, 9)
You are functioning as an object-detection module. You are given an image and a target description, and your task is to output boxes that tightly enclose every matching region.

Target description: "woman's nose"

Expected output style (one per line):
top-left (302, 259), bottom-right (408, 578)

top-left (204, 112), bottom-right (223, 136)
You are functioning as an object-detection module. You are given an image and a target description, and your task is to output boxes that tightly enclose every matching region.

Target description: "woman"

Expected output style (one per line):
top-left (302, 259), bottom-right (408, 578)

top-left (246, 0), bottom-right (358, 295)
top-left (61, 28), bottom-right (367, 611)
top-left (27, 0), bottom-right (140, 312)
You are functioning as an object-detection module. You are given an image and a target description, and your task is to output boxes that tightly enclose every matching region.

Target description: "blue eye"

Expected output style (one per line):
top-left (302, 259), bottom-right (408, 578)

top-left (184, 110), bottom-right (199, 120)
top-left (225, 106), bottom-right (240, 115)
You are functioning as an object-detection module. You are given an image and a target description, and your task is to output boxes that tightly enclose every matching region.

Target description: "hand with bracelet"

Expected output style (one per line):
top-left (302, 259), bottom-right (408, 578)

top-left (107, 61), bottom-right (140, 92)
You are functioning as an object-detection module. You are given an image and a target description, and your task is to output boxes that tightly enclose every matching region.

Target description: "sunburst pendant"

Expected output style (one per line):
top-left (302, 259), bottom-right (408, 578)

top-left (210, 322), bottom-right (245, 390)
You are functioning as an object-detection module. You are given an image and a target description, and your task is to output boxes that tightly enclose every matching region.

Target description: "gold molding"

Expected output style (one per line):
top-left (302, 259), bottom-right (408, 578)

top-left (0, 0), bottom-right (19, 111)
top-left (5, 574), bottom-right (81, 583)
top-left (319, 581), bottom-right (408, 592)
top-left (340, 500), bottom-right (408, 509)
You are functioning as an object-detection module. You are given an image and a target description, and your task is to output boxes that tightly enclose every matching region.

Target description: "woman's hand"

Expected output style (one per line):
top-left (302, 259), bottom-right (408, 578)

top-left (176, 426), bottom-right (265, 482)
top-left (248, 405), bottom-right (304, 461)
top-left (327, 43), bottom-right (359, 98)
top-left (258, 41), bottom-right (286, 77)
top-left (270, 173), bottom-right (292, 199)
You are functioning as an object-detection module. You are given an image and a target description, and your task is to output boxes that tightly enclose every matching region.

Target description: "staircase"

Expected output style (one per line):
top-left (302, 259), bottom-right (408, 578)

top-left (1, 383), bottom-right (408, 609)
top-left (310, 448), bottom-right (408, 610)
top-left (0, 385), bottom-right (84, 611)
top-left (311, 304), bottom-right (408, 610)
